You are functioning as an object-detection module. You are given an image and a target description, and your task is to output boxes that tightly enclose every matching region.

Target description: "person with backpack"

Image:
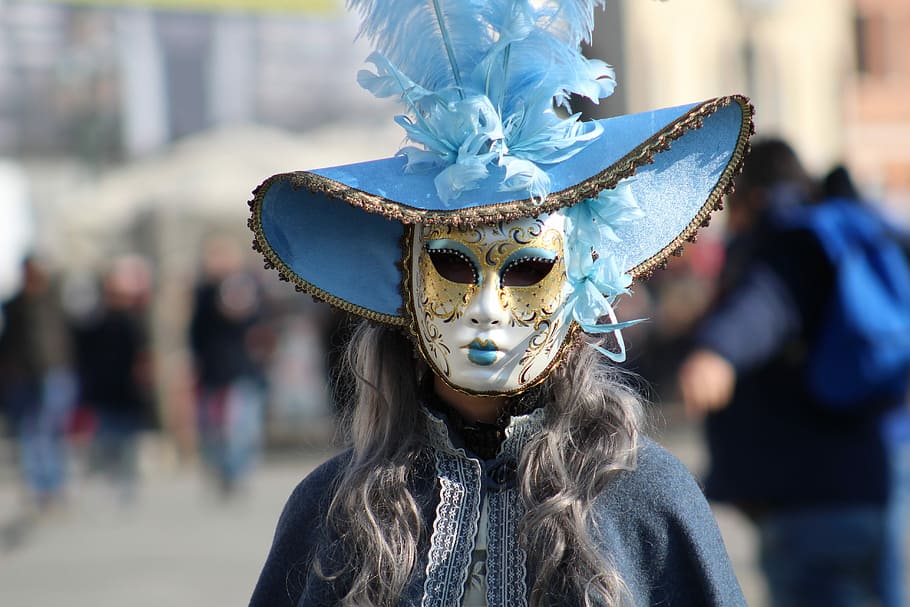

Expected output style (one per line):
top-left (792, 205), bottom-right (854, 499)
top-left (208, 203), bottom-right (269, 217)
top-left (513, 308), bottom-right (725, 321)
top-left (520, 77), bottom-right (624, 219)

top-left (678, 139), bottom-right (910, 607)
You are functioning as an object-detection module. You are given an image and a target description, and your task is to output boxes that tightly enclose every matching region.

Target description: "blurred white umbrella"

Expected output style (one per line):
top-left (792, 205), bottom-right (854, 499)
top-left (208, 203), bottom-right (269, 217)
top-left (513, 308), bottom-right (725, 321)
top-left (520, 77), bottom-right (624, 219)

top-left (61, 119), bottom-right (403, 237)
top-left (0, 159), bottom-right (34, 301)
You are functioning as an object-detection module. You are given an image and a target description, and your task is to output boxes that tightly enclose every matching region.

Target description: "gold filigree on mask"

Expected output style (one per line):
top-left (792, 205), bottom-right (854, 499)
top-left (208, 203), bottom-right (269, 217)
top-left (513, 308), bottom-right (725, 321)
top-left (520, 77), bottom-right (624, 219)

top-left (406, 219), bottom-right (580, 397)
top-left (518, 316), bottom-right (565, 383)
top-left (415, 312), bottom-right (452, 376)
top-left (417, 221), bottom-right (567, 327)
top-left (417, 248), bottom-right (477, 322)
top-left (505, 229), bottom-right (566, 327)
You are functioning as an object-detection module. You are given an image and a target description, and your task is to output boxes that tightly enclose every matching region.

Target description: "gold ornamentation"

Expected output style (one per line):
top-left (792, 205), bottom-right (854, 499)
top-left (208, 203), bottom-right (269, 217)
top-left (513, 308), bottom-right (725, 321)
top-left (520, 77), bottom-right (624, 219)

top-left (246, 194), bottom-right (406, 327)
top-left (403, 222), bottom-right (581, 397)
top-left (416, 221), bottom-right (567, 328)
top-left (416, 311), bottom-right (452, 376)
top-left (255, 95), bottom-right (753, 245)
top-left (518, 319), bottom-right (554, 384)
top-left (417, 224), bottom-right (476, 324)
top-left (249, 95), bottom-right (755, 326)
top-left (506, 229), bottom-right (566, 328)
top-left (417, 250), bottom-right (477, 323)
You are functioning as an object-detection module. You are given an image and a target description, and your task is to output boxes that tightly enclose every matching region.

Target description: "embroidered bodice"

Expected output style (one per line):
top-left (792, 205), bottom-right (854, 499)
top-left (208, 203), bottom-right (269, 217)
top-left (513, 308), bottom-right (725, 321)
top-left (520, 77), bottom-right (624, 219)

top-left (420, 406), bottom-right (545, 607)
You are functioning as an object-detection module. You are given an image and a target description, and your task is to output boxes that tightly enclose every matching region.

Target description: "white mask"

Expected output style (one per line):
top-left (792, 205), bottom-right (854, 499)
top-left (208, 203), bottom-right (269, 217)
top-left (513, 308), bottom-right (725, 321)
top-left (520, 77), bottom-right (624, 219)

top-left (408, 213), bottom-right (575, 396)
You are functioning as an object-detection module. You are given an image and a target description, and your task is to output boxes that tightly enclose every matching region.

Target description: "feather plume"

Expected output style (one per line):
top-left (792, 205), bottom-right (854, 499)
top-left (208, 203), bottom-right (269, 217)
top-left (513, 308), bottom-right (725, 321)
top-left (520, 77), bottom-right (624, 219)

top-left (349, 0), bottom-right (493, 92)
top-left (348, 0), bottom-right (616, 203)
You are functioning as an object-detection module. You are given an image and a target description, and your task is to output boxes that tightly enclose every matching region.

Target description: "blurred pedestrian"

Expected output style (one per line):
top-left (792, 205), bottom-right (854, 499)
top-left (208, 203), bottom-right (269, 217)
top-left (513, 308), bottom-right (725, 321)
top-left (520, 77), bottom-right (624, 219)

top-left (189, 236), bottom-right (270, 498)
top-left (678, 139), bottom-right (910, 607)
top-left (73, 255), bottom-right (155, 504)
top-left (0, 257), bottom-right (77, 513)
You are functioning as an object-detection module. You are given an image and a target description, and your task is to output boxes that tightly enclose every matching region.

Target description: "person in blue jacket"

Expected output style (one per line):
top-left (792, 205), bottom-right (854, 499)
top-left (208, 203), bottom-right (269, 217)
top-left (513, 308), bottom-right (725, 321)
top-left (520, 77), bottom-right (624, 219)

top-left (247, 1), bottom-right (754, 604)
top-left (679, 139), bottom-right (910, 607)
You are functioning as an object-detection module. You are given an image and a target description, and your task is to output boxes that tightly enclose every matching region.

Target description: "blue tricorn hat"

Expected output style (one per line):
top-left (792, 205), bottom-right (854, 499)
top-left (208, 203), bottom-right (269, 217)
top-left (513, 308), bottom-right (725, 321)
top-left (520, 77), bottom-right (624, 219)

top-left (250, 96), bottom-right (752, 326)
top-left (248, 2), bottom-right (754, 328)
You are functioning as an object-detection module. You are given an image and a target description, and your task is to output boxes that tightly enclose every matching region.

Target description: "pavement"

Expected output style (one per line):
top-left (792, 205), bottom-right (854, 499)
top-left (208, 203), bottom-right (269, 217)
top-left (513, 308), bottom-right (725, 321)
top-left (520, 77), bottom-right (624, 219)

top-left (0, 438), bottom-right (333, 607)
top-left (0, 409), bottom-right (775, 607)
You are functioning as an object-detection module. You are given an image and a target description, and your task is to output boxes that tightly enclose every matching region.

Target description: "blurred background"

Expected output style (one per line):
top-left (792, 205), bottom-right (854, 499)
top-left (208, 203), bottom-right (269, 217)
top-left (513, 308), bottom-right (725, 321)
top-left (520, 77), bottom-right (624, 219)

top-left (0, 1), bottom-right (906, 605)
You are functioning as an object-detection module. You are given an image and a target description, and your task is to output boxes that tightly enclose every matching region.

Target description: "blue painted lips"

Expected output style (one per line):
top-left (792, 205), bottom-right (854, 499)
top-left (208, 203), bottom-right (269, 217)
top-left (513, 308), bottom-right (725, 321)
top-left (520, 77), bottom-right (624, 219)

top-left (466, 339), bottom-right (499, 366)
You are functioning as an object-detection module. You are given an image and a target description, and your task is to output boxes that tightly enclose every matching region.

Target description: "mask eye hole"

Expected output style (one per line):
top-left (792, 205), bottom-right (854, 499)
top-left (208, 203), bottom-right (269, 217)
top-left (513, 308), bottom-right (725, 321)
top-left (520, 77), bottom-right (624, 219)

top-left (427, 248), bottom-right (478, 285)
top-left (501, 257), bottom-right (555, 287)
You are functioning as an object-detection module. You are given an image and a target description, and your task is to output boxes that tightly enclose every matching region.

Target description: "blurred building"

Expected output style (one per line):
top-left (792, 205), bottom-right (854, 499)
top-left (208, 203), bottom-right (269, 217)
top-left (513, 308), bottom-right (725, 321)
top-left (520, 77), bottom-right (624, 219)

top-left (1, 0), bottom-right (906, 220)
top-left (589, 1), bottom-right (854, 173)
top-left (592, 0), bottom-right (907, 219)
top-left (846, 0), bottom-right (910, 213)
top-left (0, 1), bottom-right (384, 159)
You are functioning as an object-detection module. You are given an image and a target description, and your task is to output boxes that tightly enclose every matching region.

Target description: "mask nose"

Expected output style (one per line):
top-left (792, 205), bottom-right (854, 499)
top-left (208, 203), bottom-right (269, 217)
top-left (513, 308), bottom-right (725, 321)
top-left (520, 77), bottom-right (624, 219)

top-left (466, 278), bottom-right (509, 328)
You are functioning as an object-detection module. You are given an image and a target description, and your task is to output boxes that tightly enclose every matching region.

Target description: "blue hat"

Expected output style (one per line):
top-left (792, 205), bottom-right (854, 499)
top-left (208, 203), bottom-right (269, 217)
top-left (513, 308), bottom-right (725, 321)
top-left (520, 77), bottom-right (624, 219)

top-left (249, 1), bottom-right (754, 328)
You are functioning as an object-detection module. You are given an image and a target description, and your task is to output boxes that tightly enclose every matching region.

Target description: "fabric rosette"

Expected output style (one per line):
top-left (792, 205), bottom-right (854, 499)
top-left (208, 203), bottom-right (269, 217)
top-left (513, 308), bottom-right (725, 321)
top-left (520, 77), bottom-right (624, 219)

top-left (563, 182), bottom-right (647, 361)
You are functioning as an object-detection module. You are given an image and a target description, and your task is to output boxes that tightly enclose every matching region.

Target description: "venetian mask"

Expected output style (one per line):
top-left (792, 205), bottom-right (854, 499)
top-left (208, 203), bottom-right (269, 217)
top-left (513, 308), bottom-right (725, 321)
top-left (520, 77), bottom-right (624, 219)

top-left (408, 213), bottom-right (576, 395)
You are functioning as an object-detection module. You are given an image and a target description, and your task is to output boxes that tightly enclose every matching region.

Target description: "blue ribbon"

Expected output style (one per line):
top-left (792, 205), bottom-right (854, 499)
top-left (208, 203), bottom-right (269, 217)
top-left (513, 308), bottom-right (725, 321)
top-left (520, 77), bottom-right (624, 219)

top-left (563, 188), bottom-right (646, 362)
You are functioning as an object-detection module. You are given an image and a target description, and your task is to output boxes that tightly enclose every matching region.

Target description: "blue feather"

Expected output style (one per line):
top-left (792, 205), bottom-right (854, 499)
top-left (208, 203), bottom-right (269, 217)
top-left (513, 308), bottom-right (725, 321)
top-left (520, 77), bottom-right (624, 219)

top-left (543, 0), bottom-right (608, 45)
top-left (357, 52), bottom-right (435, 107)
top-left (348, 0), bottom-right (492, 92)
top-left (349, 0), bottom-right (617, 202)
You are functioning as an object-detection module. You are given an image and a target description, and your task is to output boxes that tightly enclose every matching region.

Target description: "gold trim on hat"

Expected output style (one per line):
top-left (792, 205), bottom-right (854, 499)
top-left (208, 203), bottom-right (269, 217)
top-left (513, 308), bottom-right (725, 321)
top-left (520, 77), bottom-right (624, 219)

top-left (247, 94), bottom-right (754, 323)
top-left (247, 194), bottom-right (407, 327)
top-left (258, 96), bottom-right (753, 235)
top-left (630, 97), bottom-right (755, 279)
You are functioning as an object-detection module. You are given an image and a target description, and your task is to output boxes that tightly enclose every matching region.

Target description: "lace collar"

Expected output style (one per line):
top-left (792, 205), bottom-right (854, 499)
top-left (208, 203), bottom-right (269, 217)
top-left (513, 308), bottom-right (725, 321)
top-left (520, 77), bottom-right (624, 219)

top-left (417, 405), bottom-right (546, 607)
top-left (418, 375), bottom-right (546, 461)
top-left (421, 404), bottom-right (546, 462)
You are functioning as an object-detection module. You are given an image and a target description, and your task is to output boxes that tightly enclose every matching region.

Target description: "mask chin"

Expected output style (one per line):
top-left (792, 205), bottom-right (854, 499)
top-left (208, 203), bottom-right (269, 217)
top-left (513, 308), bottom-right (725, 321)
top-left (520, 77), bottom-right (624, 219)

top-left (428, 322), bottom-right (581, 397)
top-left (406, 213), bottom-right (578, 397)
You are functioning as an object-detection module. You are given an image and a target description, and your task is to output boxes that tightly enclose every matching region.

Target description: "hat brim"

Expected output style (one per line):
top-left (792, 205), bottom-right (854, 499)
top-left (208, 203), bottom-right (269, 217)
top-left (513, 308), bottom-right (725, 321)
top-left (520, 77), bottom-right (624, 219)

top-left (250, 95), bottom-right (753, 325)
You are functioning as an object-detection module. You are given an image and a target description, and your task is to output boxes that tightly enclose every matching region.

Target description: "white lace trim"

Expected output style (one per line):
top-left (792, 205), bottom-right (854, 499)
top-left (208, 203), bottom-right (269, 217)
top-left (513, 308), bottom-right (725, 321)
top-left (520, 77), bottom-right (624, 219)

top-left (421, 407), bottom-right (544, 607)
top-left (423, 447), bottom-right (482, 606)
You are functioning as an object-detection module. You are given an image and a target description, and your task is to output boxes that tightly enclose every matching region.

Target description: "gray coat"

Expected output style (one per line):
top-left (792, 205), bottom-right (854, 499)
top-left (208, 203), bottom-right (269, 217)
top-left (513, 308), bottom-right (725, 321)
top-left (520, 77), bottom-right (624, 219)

top-left (250, 409), bottom-right (745, 606)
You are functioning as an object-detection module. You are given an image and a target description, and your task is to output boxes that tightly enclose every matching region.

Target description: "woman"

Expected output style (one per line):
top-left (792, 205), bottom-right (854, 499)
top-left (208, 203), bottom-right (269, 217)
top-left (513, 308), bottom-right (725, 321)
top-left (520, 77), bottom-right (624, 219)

top-left (248, 1), bottom-right (752, 604)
